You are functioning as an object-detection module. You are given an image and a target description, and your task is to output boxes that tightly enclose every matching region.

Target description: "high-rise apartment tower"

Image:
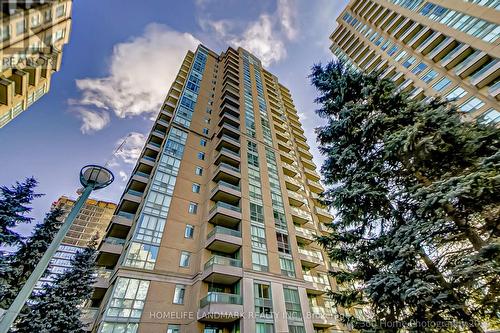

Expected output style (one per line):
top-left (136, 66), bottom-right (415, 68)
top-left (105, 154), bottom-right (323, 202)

top-left (0, 0), bottom-right (72, 128)
top-left (88, 45), bottom-right (357, 333)
top-left (35, 196), bottom-right (116, 291)
top-left (330, 0), bottom-right (499, 123)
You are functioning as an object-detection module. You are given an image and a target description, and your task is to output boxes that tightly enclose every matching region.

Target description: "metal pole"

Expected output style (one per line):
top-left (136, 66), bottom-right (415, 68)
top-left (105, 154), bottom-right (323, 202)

top-left (0, 185), bottom-right (94, 333)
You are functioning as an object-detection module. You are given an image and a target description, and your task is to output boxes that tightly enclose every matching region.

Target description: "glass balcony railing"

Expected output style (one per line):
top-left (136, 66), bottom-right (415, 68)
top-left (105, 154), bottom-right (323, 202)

top-left (148, 141), bottom-right (161, 148)
top-left (298, 248), bottom-right (323, 261)
top-left (291, 207), bottom-right (311, 219)
top-left (81, 307), bottom-right (99, 321)
top-left (95, 268), bottom-right (113, 279)
top-left (209, 202), bottom-right (241, 214)
top-left (117, 211), bottom-right (135, 220)
top-left (440, 43), bottom-right (464, 64)
top-left (219, 147), bottom-right (240, 157)
top-left (204, 255), bottom-right (242, 269)
top-left (470, 59), bottom-right (499, 82)
top-left (488, 80), bottom-right (500, 95)
top-left (134, 171), bottom-right (150, 178)
top-left (200, 292), bottom-right (243, 307)
top-left (219, 134), bottom-right (240, 144)
top-left (142, 155), bottom-right (156, 162)
top-left (218, 162), bottom-right (240, 173)
top-left (221, 122), bottom-right (240, 133)
top-left (303, 274), bottom-right (328, 286)
top-left (212, 181), bottom-right (241, 192)
top-left (207, 226), bottom-right (241, 239)
top-left (295, 226), bottom-right (316, 238)
top-left (104, 237), bottom-right (126, 246)
top-left (126, 189), bottom-right (143, 197)
top-left (454, 50), bottom-right (481, 73)
top-left (152, 129), bottom-right (166, 137)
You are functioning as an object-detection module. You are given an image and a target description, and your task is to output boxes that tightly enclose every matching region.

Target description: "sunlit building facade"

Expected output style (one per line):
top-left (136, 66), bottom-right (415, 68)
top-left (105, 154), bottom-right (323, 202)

top-left (0, 0), bottom-right (72, 128)
top-left (330, 0), bottom-right (500, 124)
top-left (35, 196), bottom-right (116, 291)
top-left (88, 45), bottom-right (354, 333)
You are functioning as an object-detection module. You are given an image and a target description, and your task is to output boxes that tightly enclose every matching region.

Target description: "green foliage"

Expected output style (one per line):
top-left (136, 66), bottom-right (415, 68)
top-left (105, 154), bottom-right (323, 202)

top-left (0, 208), bottom-right (64, 309)
top-left (0, 177), bottom-right (41, 246)
top-left (311, 61), bottom-right (499, 333)
top-left (14, 237), bottom-right (98, 333)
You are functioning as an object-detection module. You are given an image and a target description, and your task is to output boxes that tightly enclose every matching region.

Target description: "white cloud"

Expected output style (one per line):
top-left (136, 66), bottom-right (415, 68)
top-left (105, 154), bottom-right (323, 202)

top-left (118, 170), bottom-right (128, 182)
top-left (72, 107), bottom-right (110, 134)
top-left (72, 23), bottom-right (200, 131)
top-left (199, 0), bottom-right (298, 66)
top-left (114, 132), bottom-right (146, 165)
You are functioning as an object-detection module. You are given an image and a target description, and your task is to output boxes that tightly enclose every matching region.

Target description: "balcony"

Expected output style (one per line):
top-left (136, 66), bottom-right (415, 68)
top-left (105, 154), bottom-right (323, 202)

top-left (307, 179), bottom-right (323, 194)
top-left (80, 307), bottom-right (99, 330)
top-left (294, 226), bottom-right (317, 244)
top-left (309, 306), bottom-right (336, 327)
top-left (299, 248), bottom-right (324, 268)
top-left (219, 102), bottom-right (240, 118)
top-left (123, 189), bottom-right (143, 204)
top-left (315, 206), bottom-right (333, 223)
top-left (146, 141), bottom-right (161, 152)
top-left (202, 256), bottom-right (243, 284)
top-left (488, 81), bottom-right (500, 100)
top-left (304, 168), bottom-right (321, 182)
top-left (284, 175), bottom-right (301, 191)
top-left (96, 237), bottom-right (125, 267)
top-left (210, 181), bottom-right (241, 205)
top-left (216, 134), bottom-right (240, 153)
top-left (287, 190), bottom-right (307, 207)
top-left (280, 151), bottom-right (295, 165)
top-left (106, 213), bottom-right (133, 239)
top-left (282, 162), bottom-right (298, 177)
top-left (198, 292), bottom-right (243, 323)
top-left (303, 275), bottom-right (329, 295)
top-left (131, 170), bottom-right (149, 184)
top-left (140, 155), bottom-right (156, 167)
top-left (206, 226), bottom-right (242, 253)
top-left (218, 112), bottom-right (240, 128)
top-left (213, 163), bottom-right (241, 185)
top-left (290, 206), bottom-right (312, 225)
top-left (208, 202), bottom-right (242, 228)
top-left (93, 268), bottom-right (112, 289)
top-left (217, 123), bottom-right (240, 139)
top-left (215, 147), bottom-right (240, 168)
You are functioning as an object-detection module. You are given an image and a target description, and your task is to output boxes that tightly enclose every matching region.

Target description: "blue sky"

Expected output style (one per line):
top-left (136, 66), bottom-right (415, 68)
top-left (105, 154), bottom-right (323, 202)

top-left (0, 0), bottom-right (347, 237)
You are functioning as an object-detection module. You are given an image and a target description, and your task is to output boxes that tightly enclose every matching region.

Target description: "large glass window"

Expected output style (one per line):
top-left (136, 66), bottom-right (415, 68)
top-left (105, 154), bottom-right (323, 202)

top-left (123, 242), bottom-right (158, 270)
top-left (459, 97), bottom-right (485, 112)
top-left (105, 278), bottom-right (149, 319)
top-left (179, 251), bottom-right (191, 267)
top-left (251, 225), bottom-right (267, 250)
top-left (185, 225), bottom-right (194, 239)
top-left (421, 69), bottom-right (439, 83)
top-left (252, 252), bottom-right (269, 272)
top-left (256, 323), bottom-right (274, 333)
top-left (280, 257), bottom-right (296, 277)
top-left (432, 77), bottom-right (452, 92)
top-left (173, 284), bottom-right (185, 304)
top-left (479, 108), bottom-right (500, 124)
top-left (283, 286), bottom-right (303, 321)
top-left (446, 87), bottom-right (467, 100)
top-left (276, 233), bottom-right (291, 254)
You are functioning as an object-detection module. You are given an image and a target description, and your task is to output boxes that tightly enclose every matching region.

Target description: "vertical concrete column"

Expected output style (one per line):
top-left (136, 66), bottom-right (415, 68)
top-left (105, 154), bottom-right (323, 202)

top-left (242, 277), bottom-right (255, 333)
top-left (271, 281), bottom-right (288, 333)
top-left (298, 287), bottom-right (315, 333)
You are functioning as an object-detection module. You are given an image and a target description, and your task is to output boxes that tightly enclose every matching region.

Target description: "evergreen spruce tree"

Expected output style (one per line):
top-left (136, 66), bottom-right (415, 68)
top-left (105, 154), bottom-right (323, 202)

top-left (0, 208), bottom-right (64, 309)
top-left (0, 177), bottom-right (41, 246)
top-left (311, 61), bottom-right (499, 332)
top-left (14, 236), bottom-right (98, 333)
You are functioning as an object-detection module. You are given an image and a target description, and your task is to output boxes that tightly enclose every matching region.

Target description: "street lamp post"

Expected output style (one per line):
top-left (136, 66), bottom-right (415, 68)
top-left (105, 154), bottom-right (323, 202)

top-left (0, 165), bottom-right (114, 333)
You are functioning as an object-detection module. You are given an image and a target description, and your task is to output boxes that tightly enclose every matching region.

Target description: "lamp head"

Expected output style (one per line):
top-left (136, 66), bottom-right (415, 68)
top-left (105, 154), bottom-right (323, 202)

top-left (80, 165), bottom-right (114, 190)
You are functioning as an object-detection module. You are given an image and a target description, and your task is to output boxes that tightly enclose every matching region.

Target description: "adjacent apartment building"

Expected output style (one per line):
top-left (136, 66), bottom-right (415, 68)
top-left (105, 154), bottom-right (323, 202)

top-left (0, 0), bottom-right (72, 128)
top-left (329, 0), bottom-right (499, 124)
top-left (35, 196), bottom-right (116, 291)
top-left (87, 45), bottom-right (357, 333)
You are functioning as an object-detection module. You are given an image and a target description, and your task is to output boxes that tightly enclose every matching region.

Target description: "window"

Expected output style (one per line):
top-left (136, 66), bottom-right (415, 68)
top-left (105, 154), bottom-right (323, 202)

top-left (432, 77), bottom-right (452, 92)
top-left (188, 202), bottom-right (198, 214)
top-left (167, 325), bottom-right (180, 333)
top-left (280, 257), bottom-right (296, 277)
top-left (459, 97), bottom-right (485, 112)
top-left (283, 287), bottom-right (303, 320)
top-left (105, 278), bottom-right (150, 319)
top-left (16, 20), bottom-right (25, 35)
top-left (192, 183), bottom-right (201, 193)
top-left (195, 166), bottom-right (203, 176)
top-left (254, 283), bottom-right (273, 319)
top-left (185, 225), bottom-right (194, 239)
top-left (446, 87), bottom-right (467, 100)
top-left (250, 203), bottom-right (264, 224)
top-left (411, 62), bottom-right (428, 75)
top-left (252, 251), bottom-right (269, 272)
top-left (421, 69), bottom-right (438, 83)
top-left (256, 323), bottom-right (274, 333)
top-left (123, 242), bottom-right (158, 270)
top-left (402, 56), bottom-right (416, 68)
top-left (251, 225), bottom-right (267, 250)
top-left (206, 108), bottom-right (212, 114)
top-left (197, 152), bottom-right (205, 160)
top-left (179, 251), bottom-right (191, 267)
top-left (203, 128), bottom-right (209, 135)
top-left (200, 139), bottom-right (207, 146)
top-left (173, 284), bottom-right (185, 304)
top-left (479, 108), bottom-right (500, 124)
top-left (204, 117), bottom-right (211, 124)
top-left (276, 233), bottom-right (290, 254)
top-left (55, 4), bottom-right (66, 17)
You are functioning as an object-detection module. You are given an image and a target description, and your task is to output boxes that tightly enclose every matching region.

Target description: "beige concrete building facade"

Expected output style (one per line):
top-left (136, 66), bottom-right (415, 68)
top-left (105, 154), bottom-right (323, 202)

top-left (0, 0), bottom-right (72, 128)
top-left (87, 45), bottom-right (355, 333)
top-left (36, 196), bottom-right (116, 291)
top-left (330, 0), bottom-right (500, 124)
